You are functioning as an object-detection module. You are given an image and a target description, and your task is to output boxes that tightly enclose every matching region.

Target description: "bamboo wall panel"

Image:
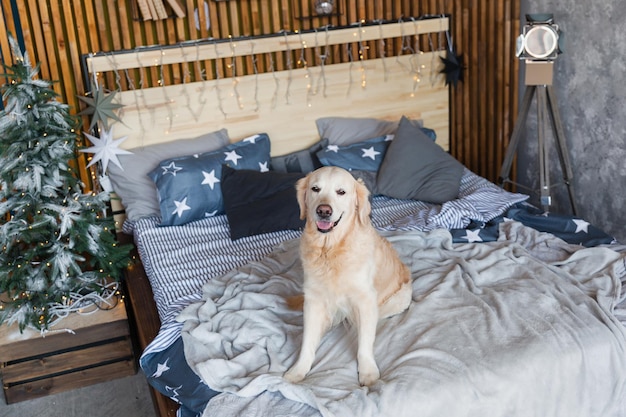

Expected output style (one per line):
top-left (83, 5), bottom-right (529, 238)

top-left (0, 0), bottom-right (520, 184)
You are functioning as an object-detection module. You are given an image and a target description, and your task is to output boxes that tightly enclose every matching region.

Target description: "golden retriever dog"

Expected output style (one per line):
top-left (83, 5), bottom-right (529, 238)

top-left (284, 166), bottom-right (412, 386)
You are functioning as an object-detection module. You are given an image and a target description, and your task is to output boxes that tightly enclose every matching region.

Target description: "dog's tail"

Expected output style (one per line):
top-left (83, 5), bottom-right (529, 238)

top-left (285, 294), bottom-right (304, 311)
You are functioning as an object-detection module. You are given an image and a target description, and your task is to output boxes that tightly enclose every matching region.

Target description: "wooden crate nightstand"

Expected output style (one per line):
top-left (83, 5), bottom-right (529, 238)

top-left (0, 300), bottom-right (136, 404)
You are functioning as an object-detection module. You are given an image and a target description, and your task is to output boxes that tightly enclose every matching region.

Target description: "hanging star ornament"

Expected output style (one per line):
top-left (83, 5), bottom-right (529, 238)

top-left (77, 88), bottom-right (124, 131)
top-left (440, 48), bottom-right (465, 87)
top-left (81, 126), bottom-right (132, 173)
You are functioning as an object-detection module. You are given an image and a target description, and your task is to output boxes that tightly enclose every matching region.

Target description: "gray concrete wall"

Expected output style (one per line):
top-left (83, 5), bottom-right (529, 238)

top-left (517, 1), bottom-right (626, 242)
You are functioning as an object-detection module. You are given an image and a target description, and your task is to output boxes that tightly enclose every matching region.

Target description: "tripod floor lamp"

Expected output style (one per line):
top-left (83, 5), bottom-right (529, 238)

top-left (498, 14), bottom-right (578, 216)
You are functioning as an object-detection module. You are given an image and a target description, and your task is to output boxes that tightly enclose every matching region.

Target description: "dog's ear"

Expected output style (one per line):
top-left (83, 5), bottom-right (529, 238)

top-left (295, 175), bottom-right (309, 220)
top-left (355, 177), bottom-right (371, 225)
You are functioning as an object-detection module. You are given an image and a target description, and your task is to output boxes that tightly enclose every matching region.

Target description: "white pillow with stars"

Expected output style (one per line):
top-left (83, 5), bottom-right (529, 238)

top-left (148, 133), bottom-right (271, 226)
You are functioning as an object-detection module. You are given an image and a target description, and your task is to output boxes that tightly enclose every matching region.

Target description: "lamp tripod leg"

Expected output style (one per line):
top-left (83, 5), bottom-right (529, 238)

top-left (545, 85), bottom-right (578, 216)
top-left (536, 86), bottom-right (552, 212)
top-left (499, 86), bottom-right (536, 186)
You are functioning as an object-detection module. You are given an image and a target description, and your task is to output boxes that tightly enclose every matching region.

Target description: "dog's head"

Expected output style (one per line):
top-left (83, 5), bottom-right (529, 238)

top-left (296, 166), bottom-right (371, 234)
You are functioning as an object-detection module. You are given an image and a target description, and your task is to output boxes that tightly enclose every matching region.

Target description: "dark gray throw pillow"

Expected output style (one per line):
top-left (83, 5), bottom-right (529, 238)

top-left (221, 165), bottom-right (305, 240)
top-left (376, 116), bottom-right (464, 204)
top-left (270, 141), bottom-right (323, 174)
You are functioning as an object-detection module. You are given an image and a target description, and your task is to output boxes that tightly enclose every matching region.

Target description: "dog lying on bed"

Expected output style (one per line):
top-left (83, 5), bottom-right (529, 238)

top-left (284, 166), bottom-right (412, 386)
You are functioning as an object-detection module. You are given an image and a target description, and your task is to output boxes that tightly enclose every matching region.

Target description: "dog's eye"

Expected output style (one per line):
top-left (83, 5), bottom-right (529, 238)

top-left (311, 186), bottom-right (320, 193)
top-left (336, 189), bottom-right (346, 196)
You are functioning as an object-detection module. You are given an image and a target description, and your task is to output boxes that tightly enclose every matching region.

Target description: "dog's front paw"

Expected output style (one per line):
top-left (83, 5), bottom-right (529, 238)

top-left (358, 362), bottom-right (380, 386)
top-left (284, 366), bottom-right (306, 384)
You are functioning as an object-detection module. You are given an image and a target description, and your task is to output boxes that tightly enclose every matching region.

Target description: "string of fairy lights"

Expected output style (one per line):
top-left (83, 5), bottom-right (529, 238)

top-left (82, 16), bottom-right (450, 153)
top-left (0, 280), bottom-right (123, 334)
top-left (0, 180), bottom-right (126, 332)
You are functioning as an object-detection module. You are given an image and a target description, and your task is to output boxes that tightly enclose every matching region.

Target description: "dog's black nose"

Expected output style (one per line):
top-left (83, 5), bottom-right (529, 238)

top-left (316, 204), bottom-right (333, 219)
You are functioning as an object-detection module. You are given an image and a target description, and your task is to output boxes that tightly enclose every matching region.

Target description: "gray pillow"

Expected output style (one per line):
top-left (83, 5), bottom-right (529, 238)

top-left (315, 116), bottom-right (423, 146)
top-left (107, 129), bottom-right (230, 221)
top-left (376, 116), bottom-right (463, 204)
top-left (271, 141), bottom-right (323, 173)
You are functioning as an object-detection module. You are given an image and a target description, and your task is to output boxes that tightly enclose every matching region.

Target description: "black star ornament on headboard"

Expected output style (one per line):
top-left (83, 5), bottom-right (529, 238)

top-left (440, 48), bottom-right (465, 87)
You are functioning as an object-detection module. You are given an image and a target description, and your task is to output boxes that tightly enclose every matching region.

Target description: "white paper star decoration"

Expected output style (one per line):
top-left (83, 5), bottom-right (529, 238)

top-left (81, 126), bottom-right (132, 173)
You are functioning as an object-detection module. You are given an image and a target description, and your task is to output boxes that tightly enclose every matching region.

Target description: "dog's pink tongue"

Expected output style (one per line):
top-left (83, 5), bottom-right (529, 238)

top-left (316, 220), bottom-right (333, 231)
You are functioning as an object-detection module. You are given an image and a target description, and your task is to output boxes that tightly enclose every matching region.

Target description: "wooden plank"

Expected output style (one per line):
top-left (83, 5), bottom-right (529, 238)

top-left (484, 1), bottom-right (494, 179)
top-left (82, 1), bottom-right (100, 58)
top-left (86, 19), bottom-right (449, 73)
top-left (0, 0), bottom-right (16, 64)
top-left (0, 318), bottom-right (130, 363)
top-left (137, 0), bottom-right (153, 20)
top-left (0, 303), bottom-right (129, 364)
top-left (164, 14), bottom-right (182, 84)
top-left (166, 0), bottom-right (186, 18)
top-left (2, 339), bottom-right (132, 384)
top-left (68, 2), bottom-right (94, 185)
top-left (59, 5), bottom-right (82, 100)
top-left (92, 0), bottom-right (118, 91)
top-left (152, 0), bottom-right (169, 20)
top-left (494, 0), bottom-right (505, 180)
top-left (34, 0), bottom-right (58, 84)
top-left (3, 359), bottom-right (135, 404)
top-left (458, 0), bottom-right (468, 162)
top-left (469, 0), bottom-right (479, 173)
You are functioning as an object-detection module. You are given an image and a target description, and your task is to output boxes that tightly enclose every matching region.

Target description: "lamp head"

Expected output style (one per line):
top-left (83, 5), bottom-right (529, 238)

top-left (516, 14), bottom-right (561, 61)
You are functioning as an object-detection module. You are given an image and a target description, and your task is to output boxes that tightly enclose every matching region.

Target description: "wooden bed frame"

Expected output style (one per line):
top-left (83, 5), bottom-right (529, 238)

top-left (84, 16), bottom-right (450, 417)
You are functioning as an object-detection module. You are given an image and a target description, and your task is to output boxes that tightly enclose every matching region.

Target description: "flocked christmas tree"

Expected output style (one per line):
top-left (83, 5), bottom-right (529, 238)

top-left (0, 36), bottom-right (132, 332)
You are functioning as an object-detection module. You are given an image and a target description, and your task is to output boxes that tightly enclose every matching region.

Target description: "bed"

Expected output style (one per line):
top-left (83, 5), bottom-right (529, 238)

top-left (82, 16), bottom-right (626, 417)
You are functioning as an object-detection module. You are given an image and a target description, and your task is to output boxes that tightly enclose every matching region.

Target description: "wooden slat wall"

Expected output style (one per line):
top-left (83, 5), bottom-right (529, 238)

top-left (0, 0), bottom-right (519, 185)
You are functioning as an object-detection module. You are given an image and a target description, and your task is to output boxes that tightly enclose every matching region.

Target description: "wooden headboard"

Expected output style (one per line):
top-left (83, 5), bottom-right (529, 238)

top-left (84, 16), bottom-right (449, 156)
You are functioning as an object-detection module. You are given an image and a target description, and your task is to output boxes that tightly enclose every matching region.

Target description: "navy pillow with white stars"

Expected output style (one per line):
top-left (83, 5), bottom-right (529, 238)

top-left (316, 134), bottom-right (393, 172)
top-left (148, 133), bottom-right (271, 226)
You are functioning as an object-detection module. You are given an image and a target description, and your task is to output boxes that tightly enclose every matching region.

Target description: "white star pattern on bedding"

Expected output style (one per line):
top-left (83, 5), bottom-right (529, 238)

top-left (152, 359), bottom-right (170, 378)
top-left (201, 170), bottom-right (220, 189)
top-left (224, 150), bottom-right (243, 165)
top-left (166, 385), bottom-right (183, 403)
top-left (172, 197), bottom-right (191, 217)
top-left (462, 228), bottom-right (483, 242)
top-left (361, 146), bottom-right (380, 160)
top-left (161, 161), bottom-right (182, 176)
top-left (574, 218), bottom-right (590, 233)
